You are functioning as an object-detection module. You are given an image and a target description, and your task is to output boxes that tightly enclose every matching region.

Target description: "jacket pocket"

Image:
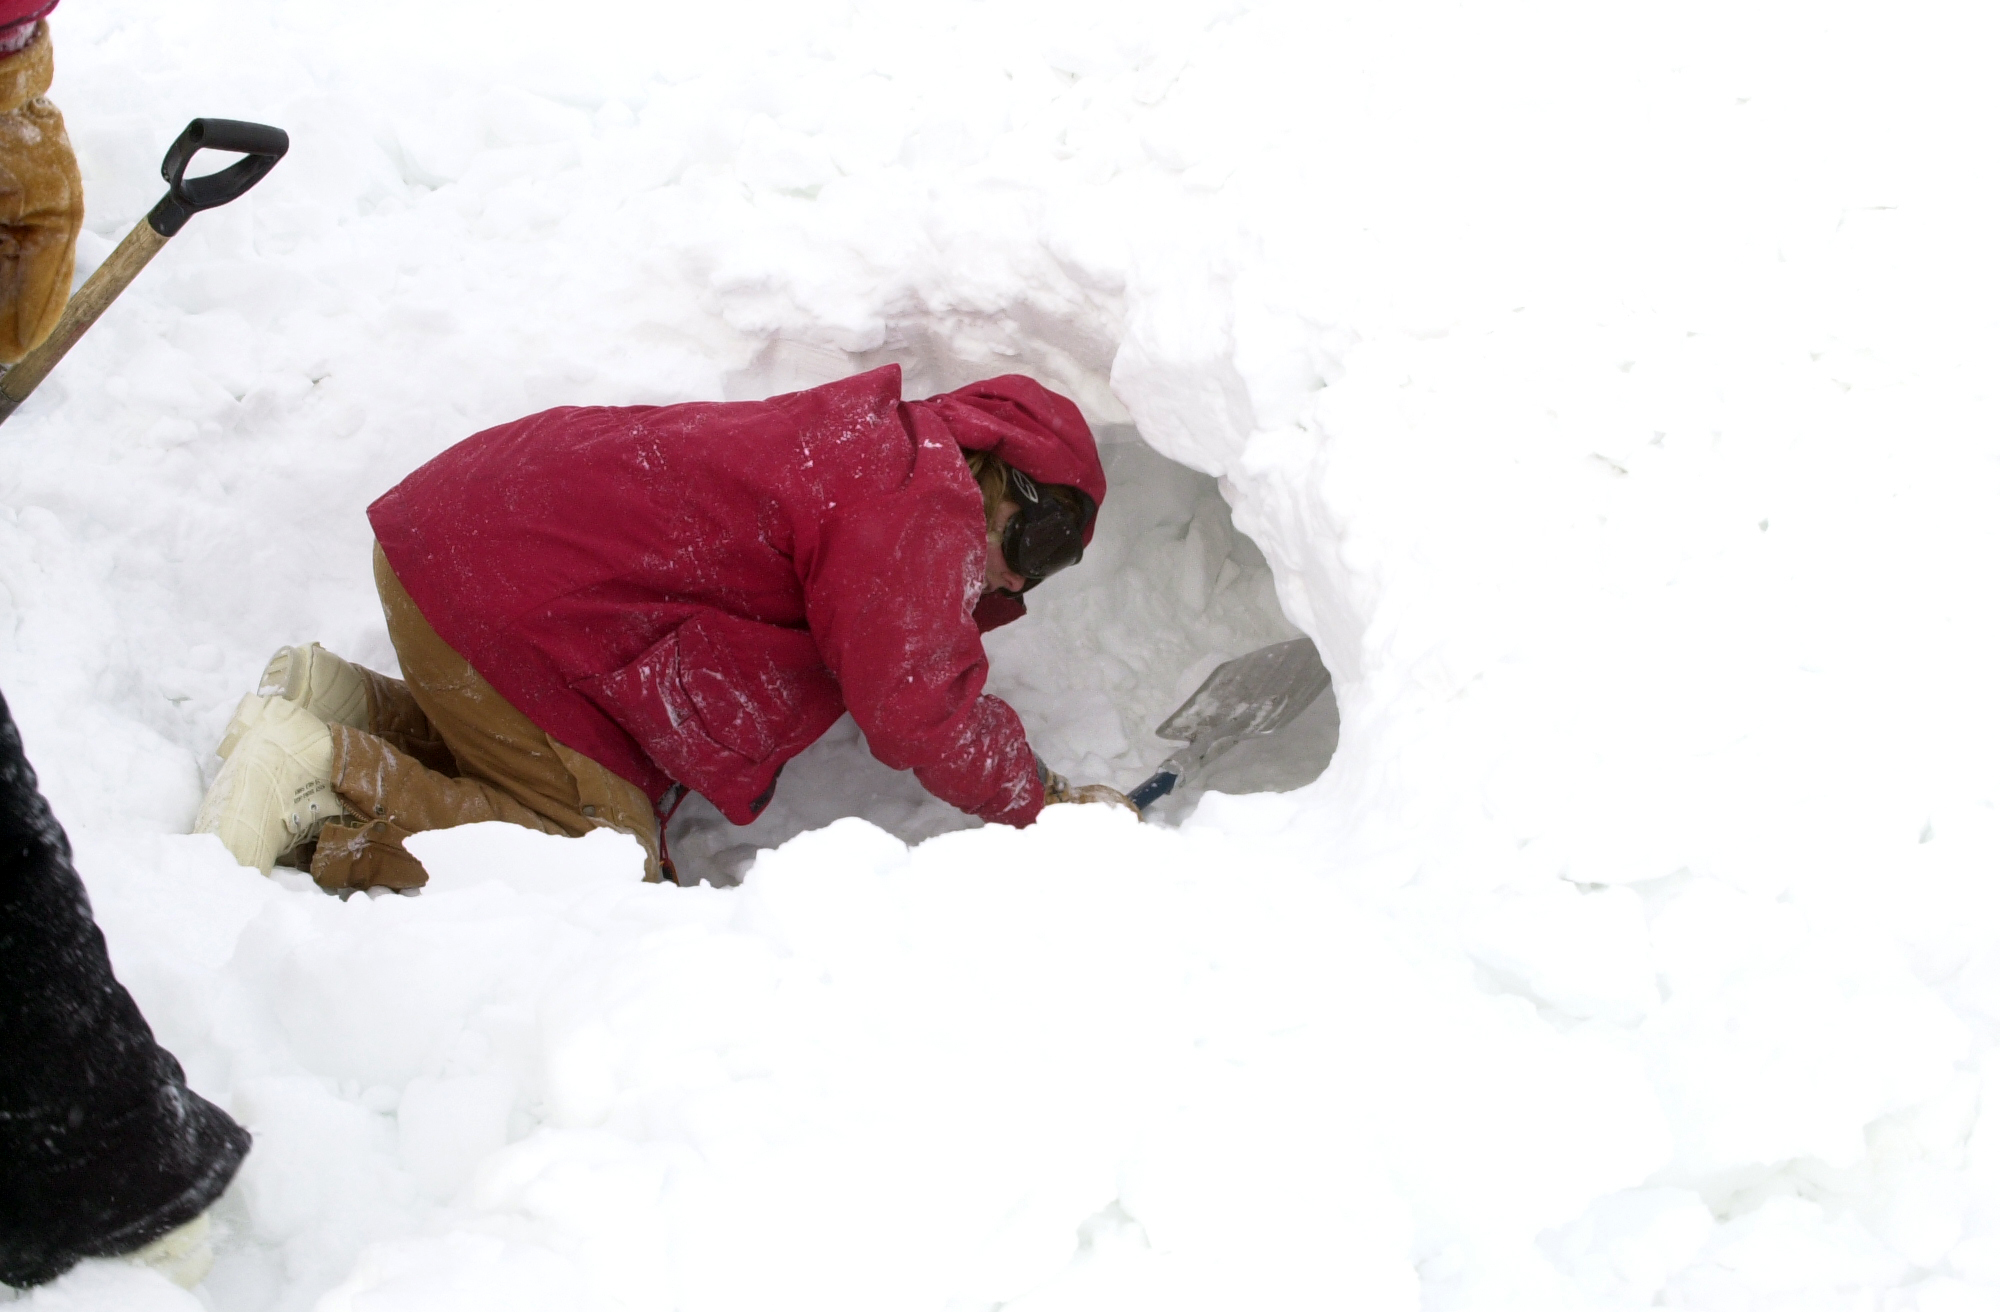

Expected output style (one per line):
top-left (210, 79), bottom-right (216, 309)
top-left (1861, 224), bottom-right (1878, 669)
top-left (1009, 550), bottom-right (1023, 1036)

top-left (571, 612), bottom-right (843, 822)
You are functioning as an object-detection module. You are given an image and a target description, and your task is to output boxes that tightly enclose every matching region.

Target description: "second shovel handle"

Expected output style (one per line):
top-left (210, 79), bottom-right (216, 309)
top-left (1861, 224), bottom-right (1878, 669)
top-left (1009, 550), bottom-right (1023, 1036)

top-left (0, 221), bottom-right (168, 419)
top-left (0, 117), bottom-right (289, 427)
top-left (148, 118), bottom-right (290, 238)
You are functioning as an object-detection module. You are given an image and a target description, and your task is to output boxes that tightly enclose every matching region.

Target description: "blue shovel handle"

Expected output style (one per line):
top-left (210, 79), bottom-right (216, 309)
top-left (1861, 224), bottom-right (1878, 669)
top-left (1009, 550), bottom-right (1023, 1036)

top-left (1128, 769), bottom-right (1179, 812)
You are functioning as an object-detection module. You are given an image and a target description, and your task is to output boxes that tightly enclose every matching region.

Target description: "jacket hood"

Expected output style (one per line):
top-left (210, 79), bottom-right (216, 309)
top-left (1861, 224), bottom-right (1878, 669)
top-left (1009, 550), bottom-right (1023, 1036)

top-left (912, 372), bottom-right (1108, 548)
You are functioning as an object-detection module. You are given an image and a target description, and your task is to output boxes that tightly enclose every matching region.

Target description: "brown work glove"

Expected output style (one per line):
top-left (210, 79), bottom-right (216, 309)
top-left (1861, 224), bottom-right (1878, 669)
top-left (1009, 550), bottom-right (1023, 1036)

top-left (1061, 783), bottom-right (1140, 814)
top-left (1040, 764), bottom-right (1140, 815)
top-left (0, 22), bottom-right (83, 363)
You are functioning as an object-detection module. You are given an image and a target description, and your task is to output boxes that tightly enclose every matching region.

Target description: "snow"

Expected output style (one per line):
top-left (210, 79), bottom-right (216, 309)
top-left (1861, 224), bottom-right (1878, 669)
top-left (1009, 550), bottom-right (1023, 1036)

top-left (2, 0), bottom-right (1997, 1307)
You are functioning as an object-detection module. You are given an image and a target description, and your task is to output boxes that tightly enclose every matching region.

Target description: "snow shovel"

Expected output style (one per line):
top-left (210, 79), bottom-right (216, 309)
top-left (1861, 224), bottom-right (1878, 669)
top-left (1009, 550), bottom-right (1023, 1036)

top-left (0, 117), bottom-right (289, 427)
top-left (1127, 636), bottom-right (1334, 811)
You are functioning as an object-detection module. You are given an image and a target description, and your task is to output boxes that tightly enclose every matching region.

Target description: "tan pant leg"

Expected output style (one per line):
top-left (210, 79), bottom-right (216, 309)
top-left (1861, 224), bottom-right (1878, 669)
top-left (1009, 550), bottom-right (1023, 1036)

top-left (354, 665), bottom-right (457, 776)
top-left (311, 545), bottom-right (665, 891)
top-left (311, 725), bottom-right (576, 892)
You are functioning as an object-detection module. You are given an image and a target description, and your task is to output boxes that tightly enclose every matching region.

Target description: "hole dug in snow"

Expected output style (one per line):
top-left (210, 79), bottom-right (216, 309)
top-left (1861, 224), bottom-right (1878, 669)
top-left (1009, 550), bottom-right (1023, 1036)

top-left (663, 354), bottom-right (1339, 885)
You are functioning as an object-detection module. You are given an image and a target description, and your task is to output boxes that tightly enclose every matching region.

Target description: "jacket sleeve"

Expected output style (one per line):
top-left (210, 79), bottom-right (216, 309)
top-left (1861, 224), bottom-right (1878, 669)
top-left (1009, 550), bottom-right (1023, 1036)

top-left (801, 483), bottom-right (1044, 827)
top-left (0, 23), bottom-right (83, 364)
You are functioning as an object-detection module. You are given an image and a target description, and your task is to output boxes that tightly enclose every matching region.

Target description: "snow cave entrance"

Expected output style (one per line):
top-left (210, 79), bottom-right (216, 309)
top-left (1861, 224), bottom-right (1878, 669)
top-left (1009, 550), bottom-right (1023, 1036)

top-left (663, 386), bottom-right (1340, 885)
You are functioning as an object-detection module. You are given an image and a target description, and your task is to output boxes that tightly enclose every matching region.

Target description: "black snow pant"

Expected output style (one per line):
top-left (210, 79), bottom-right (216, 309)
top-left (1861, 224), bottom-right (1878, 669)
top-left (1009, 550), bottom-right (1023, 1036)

top-left (0, 687), bottom-right (251, 1288)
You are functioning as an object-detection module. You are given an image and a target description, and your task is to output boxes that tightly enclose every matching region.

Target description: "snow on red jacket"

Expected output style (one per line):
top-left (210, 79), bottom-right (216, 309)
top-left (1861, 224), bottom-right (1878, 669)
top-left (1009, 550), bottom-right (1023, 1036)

top-left (369, 366), bottom-right (1106, 828)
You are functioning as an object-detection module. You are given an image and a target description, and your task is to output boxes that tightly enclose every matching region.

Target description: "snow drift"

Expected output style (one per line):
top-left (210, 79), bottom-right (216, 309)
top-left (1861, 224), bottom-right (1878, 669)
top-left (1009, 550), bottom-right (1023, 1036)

top-left (4, 0), bottom-right (1998, 1308)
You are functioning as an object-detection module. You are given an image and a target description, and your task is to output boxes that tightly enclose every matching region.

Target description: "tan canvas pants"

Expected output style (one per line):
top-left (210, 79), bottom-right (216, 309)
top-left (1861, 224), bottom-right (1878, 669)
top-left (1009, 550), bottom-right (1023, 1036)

top-left (307, 544), bottom-right (667, 892)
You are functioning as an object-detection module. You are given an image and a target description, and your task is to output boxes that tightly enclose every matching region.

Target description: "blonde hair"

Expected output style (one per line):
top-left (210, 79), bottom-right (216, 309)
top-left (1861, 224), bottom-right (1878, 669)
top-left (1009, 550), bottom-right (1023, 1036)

top-left (965, 450), bottom-right (1012, 531)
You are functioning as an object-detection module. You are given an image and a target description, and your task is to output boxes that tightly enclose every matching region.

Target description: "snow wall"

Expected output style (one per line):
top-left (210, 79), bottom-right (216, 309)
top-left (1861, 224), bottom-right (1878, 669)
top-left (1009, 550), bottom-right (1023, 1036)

top-left (3, 1), bottom-right (1999, 1309)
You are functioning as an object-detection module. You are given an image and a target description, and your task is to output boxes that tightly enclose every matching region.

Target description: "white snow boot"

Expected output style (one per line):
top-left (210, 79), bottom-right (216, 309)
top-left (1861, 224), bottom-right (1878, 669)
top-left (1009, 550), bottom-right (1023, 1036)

top-left (195, 695), bottom-right (344, 874)
top-left (217, 642), bottom-right (368, 757)
top-left (125, 1212), bottom-right (215, 1289)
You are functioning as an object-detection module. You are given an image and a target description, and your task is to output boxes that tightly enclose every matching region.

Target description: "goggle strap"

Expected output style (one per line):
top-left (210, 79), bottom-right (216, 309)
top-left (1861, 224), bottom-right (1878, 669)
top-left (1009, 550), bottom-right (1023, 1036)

top-left (1008, 466), bottom-right (1043, 505)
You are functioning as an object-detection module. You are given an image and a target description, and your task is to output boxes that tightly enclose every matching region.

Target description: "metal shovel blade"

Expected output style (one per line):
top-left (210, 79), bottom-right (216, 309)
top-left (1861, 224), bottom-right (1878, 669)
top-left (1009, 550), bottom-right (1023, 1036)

top-left (1128, 636), bottom-right (1332, 810)
top-left (1157, 636), bottom-right (1331, 751)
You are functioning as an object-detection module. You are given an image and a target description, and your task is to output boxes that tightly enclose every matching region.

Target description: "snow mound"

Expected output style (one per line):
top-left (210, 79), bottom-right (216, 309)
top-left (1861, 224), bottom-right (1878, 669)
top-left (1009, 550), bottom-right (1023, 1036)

top-left (4, 0), bottom-right (1997, 1308)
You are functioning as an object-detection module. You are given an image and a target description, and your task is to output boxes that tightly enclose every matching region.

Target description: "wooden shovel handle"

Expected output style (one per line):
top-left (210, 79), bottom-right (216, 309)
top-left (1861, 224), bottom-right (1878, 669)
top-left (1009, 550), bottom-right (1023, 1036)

top-left (0, 221), bottom-right (168, 421)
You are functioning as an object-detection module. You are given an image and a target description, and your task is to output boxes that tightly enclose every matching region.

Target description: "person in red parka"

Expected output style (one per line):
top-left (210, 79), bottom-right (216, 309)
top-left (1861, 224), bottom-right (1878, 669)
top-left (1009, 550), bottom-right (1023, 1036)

top-left (194, 366), bottom-right (1127, 890)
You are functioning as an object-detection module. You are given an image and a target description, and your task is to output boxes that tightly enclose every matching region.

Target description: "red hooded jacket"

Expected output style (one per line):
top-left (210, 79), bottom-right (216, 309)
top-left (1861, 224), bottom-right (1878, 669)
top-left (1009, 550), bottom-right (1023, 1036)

top-left (369, 366), bottom-right (1106, 828)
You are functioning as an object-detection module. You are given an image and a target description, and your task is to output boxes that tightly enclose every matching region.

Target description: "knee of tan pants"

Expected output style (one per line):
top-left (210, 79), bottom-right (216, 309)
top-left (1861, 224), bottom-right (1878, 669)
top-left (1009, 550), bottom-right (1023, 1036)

top-left (552, 743), bottom-right (669, 884)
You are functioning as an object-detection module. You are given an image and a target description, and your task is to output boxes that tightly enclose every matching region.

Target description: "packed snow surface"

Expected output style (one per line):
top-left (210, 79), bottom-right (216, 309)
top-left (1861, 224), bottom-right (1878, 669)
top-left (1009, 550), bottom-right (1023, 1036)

top-left (4, 0), bottom-right (1998, 1307)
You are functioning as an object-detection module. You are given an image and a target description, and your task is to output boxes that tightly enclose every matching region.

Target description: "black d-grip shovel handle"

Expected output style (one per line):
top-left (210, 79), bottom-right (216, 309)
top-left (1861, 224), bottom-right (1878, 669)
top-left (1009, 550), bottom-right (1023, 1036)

top-left (0, 116), bottom-right (290, 426)
top-left (146, 118), bottom-right (290, 237)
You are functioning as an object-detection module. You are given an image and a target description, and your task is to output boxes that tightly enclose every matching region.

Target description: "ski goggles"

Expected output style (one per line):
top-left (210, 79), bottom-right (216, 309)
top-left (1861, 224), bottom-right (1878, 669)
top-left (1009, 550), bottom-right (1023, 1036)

top-left (1001, 466), bottom-right (1096, 589)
